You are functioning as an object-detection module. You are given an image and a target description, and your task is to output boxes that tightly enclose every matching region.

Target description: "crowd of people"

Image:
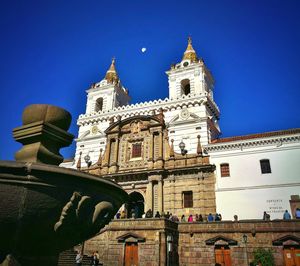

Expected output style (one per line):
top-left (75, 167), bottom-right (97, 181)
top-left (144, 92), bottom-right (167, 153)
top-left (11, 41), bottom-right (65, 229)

top-left (115, 208), bottom-right (224, 222)
top-left (262, 208), bottom-right (300, 221)
top-left (115, 207), bottom-right (300, 222)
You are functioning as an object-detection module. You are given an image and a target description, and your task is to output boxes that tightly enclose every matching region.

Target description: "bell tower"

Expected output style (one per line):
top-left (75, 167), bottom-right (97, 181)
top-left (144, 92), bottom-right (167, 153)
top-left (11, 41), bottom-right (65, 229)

top-left (166, 37), bottom-right (220, 146)
top-left (85, 58), bottom-right (130, 114)
top-left (166, 37), bottom-right (214, 100)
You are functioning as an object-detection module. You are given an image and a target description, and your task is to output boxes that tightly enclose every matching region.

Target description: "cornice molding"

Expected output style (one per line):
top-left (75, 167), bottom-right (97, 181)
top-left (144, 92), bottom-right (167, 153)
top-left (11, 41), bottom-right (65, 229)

top-left (216, 182), bottom-right (300, 192)
top-left (205, 135), bottom-right (300, 153)
top-left (77, 94), bottom-right (220, 126)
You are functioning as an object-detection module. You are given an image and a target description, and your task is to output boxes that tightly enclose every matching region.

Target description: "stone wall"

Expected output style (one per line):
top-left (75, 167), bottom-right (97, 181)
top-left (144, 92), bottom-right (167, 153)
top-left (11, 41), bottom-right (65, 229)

top-left (83, 219), bottom-right (178, 266)
top-left (178, 220), bottom-right (300, 266)
top-left (163, 172), bottom-right (216, 216)
top-left (82, 219), bottom-right (300, 266)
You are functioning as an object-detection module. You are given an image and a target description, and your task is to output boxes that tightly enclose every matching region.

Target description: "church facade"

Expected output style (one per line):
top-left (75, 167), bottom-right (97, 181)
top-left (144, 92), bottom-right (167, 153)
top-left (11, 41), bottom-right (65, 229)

top-left (62, 37), bottom-right (300, 221)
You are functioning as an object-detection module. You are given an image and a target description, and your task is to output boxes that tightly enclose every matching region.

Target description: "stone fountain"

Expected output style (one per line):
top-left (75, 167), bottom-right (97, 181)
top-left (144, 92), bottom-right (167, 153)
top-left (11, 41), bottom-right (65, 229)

top-left (0, 104), bottom-right (128, 266)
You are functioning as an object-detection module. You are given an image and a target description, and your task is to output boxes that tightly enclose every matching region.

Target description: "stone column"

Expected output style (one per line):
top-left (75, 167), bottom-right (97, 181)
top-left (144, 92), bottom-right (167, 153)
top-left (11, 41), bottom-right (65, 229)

top-left (158, 132), bottom-right (163, 160)
top-left (148, 132), bottom-right (154, 169)
top-left (146, 180), bottom-right (153, 212)
top-left (110, 136), bottom-right (119, 173)
top-left (155, 131), bottom-right (164, 168)
top-left (170, 175), bottom-right (176, 213)
top-left (158, 177), bottom-right (163, 214)
top-left (103, 138), bottom-right (111, 167)
top-left (114, 137), bottom-right (119, 164)
top-left (159, 230), bottom-right (167, 266)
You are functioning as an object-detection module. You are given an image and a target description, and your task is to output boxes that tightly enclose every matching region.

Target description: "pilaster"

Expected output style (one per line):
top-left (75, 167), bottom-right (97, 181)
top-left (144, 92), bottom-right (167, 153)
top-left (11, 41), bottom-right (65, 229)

top-left (146, 181), bottom-right (153, 213)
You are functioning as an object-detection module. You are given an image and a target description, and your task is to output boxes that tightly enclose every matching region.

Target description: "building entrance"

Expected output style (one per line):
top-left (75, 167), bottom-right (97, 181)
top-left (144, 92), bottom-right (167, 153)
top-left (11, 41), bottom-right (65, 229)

top-left (284, 247), bottom-right (300, 266)
top-left (124, 243), bottom-right (138, 266)
top-left (127, 192), bottom-right (144, 218)
top-left (215, 246), bottom-right (232, 266)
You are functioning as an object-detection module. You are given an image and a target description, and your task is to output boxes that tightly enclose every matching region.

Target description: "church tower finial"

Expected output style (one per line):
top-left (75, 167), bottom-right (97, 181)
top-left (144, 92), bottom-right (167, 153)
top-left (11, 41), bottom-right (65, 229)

top-left (105, 57), bottom-right (119, 84)
top-left (182, 36), bottom-right (198, 63)
top-left (85, 57), bottom-right (130, 114)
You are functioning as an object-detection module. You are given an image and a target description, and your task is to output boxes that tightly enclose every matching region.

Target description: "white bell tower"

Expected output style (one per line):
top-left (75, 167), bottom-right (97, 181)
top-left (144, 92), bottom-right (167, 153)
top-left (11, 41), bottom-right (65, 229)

top-left (166, 37), bottom-right (220, 146)
top-left (85, 58), bottom-right (130, 114)
top-left (166, 37), bottom-right (214, 100)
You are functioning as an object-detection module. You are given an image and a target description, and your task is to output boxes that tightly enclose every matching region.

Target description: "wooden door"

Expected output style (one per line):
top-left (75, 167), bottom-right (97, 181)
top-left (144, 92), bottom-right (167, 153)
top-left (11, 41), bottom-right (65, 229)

top-left (215, 247), bottom-right (232, 266)
top-left (125, 243), bottom-right (138, 266)
top-left (284, 248), bottom-right (300, 266)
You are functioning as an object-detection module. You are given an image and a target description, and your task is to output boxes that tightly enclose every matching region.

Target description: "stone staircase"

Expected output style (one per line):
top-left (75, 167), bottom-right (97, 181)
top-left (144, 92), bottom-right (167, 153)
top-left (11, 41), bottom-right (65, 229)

top-left (57, 249), bottom-right (95, 266)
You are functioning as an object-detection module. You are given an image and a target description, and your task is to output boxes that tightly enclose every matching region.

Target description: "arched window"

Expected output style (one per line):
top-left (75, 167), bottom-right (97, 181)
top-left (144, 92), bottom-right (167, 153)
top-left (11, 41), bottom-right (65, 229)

top-left (95, 97), bottom-right (103, 112)
top-left (181, 79), bottom-right (191, 96)
top-left (220, 163), bottom-right (230, 177)
top-left (260, 159), bottom-right (271, 174)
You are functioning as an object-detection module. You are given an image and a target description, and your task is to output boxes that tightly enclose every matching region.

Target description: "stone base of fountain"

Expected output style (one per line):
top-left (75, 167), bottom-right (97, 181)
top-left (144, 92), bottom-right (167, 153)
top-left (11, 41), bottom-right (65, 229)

top-left (0, 104), bottom-right (128, 265)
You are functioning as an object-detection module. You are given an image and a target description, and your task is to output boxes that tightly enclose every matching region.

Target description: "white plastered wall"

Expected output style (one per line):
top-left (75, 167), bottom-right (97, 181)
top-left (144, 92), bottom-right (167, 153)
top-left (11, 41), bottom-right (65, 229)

top-left (209, 141), bottom-right (300, 220)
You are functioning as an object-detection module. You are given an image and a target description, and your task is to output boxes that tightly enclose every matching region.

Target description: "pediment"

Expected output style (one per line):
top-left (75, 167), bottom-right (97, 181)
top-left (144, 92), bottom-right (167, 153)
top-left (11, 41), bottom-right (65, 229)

top-left (273, 235), bottom-right (300, 246)
top-left (78, 128), bottom-right (105, 140)
top-left (78, 130), bottom-right (90, 139)
top-left (168, 112), bottom-right (201, 126)
top-left (205, 235), bottom-right (238, 246)
top-left (117, 232), bottom-right (145, 243)
top-left (105, 115), bottom-right (163, 134)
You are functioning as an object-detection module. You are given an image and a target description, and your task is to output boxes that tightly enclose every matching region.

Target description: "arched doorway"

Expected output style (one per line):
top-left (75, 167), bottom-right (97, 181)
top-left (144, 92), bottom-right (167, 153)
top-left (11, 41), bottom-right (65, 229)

top-left (127, 192), bottom-right (144, 218)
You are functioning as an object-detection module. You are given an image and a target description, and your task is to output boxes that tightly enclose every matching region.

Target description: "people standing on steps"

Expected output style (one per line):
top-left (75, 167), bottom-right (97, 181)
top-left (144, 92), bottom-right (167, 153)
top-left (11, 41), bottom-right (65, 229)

top-left (75, 250), bottom-right (82, 266)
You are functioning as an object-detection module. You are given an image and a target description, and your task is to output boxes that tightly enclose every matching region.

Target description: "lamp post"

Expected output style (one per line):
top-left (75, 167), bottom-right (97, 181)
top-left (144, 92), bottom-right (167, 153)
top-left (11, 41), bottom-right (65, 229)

top-left (243, 234), bottom-right (249, 266)
top-left (179, 140), bottom-right (187, 166)
top-left (167, 234), bottom-right (173, 266)
top-left (179, 140), bottom-right (187, 155)
top-left (84, 153), bottom-right (91, 168)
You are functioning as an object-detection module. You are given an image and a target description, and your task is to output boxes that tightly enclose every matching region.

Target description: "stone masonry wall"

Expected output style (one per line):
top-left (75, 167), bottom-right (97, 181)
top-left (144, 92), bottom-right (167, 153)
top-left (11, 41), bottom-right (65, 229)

top-left (83, 219), bottom-right (178, 266)
top-left (178, 220), bottom-right (300, 266)
top-left (82, 219), bottom-right (300, 266)
top-left (163, 172), bottom-right (216, 217)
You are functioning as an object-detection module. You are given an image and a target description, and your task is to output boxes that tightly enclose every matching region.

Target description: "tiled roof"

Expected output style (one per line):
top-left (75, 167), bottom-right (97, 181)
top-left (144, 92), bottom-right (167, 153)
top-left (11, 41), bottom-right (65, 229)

top-left (211, 128), bottom-right (300, 143)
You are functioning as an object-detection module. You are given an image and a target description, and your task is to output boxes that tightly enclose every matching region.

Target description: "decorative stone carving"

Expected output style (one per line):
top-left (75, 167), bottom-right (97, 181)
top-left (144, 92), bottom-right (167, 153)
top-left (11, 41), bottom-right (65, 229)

top-left (131, 120), bottom-right (142, 134)
top-left (0, 104), bottom-right (128, 265)
top-left (180, 107), bottom-right (190, 120)
top-left (197, 135), bottom-right (202, 155)
top-left (91, 125), bottom-right (99, 134)
top-left (13, 104), bottom-right (74, 165)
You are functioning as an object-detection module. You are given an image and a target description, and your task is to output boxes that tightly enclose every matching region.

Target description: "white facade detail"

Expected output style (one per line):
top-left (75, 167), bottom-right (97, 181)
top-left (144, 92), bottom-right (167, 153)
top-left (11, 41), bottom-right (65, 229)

top-left (73, 39), bottom-right (220, 168)
top-left (206, 132), bottom-right (300, 220)
top-left (166, 59), bottom-right (214, 100)
top-left (85, 59), bottom-right (130, 114)
top-left (62, 38), bottom-right (300, 220)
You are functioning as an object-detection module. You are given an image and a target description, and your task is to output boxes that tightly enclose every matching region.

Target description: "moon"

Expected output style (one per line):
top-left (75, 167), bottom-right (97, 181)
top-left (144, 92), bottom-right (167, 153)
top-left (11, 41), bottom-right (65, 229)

top-left (141, 47), bottom-right (147, 53)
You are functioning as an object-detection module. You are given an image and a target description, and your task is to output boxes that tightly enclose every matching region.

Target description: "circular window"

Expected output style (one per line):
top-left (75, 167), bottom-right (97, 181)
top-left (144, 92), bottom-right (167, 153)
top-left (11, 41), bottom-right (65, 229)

top-left (183, 62), bottom-right (189, 67)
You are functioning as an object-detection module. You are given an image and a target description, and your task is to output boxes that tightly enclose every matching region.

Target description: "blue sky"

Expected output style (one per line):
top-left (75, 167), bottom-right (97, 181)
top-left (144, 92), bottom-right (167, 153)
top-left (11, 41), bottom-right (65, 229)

top-left (1, 0), bottom-right (300, 160)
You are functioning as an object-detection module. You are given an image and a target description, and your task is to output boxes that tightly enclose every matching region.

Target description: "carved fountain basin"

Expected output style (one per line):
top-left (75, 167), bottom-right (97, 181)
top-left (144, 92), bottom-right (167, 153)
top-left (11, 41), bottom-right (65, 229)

top-left (0, 160), bottom-right (128, 260)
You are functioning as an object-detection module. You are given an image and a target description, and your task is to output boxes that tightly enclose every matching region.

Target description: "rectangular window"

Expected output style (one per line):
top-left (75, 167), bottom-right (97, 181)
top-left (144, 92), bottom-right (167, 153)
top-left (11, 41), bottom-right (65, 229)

top-left (220, 163), bottom-right (230, 177)
top-left (132, 143), bottom-right (142, 158)
top-left (183, 191), bottom-right (193, 208)
top-left (260, 159), bottom-right (271, 174)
